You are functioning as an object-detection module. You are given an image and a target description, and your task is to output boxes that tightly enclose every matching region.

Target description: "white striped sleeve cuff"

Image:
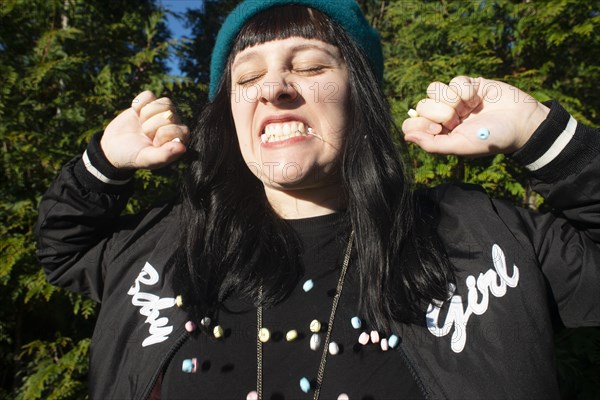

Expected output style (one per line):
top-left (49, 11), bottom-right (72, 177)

top-left (82, 150), bottom-right (131, 186)
top-left (525, 115), bottom-right (578, 172)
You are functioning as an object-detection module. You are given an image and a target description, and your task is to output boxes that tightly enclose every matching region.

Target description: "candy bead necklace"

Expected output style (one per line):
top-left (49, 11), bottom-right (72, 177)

top-left (254, 231), bottom-right (354, 400)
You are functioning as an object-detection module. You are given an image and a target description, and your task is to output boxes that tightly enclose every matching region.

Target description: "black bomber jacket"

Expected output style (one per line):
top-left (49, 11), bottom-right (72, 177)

top-left (36, 102), bottom-right (600, 399)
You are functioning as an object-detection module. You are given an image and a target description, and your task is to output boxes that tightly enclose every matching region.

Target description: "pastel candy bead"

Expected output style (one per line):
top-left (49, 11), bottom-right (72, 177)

top-left (300, 377), bottom-right (311, 393)
top-left (181, 359), bottom-right (192, 373)
top-left (337, 394), bottom-right (350, 400)
top-left (380, 338), bottom-right (389, 351)
top-left (477, 127), bottom-right (490, 140)
top-left (310, 319), bottom-right (321, 333)
top-left (213, 325), bottom-right (224, 338)
top-left (302, 279), bottom-right (314, 292)
top-left (246, 391), bottom-right (258, 400)
top-left (358, 332), bottom-right (370, 345)
top-left (286, 329), bottom-right (298, 342)
top-left (408, 108), bottom-right (419, 118)
top-left (163, 110), bottom-right (175, 122)
top-left (175, 295), bottom-right (183, 307)
top-left (310, 333), bottom-right (322, 350)
top-left (181, 358), bottom-right (197, 373)
top-left (185, 320), bottom-right (196, 333)
top-left (351, 316), bottom-right (362, 329)
top-left (259, 327), bottom-right (271, 343)
top-left (370, 330), bottom-right (380, 343)
top-left (329, 341), bottom-right (340, 355)
top-left (200, 317), bottom-right (211, 327)
top-left (388, 334), bottom-right (399, 349)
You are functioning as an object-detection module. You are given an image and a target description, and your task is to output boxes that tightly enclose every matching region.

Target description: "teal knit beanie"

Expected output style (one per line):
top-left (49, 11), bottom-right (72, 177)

top-left (208, 0), bottom-right (383, 101)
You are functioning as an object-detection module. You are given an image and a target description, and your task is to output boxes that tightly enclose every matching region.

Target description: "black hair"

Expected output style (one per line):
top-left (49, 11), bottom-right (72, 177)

top-left (179, 5), bottom-right (454, 330)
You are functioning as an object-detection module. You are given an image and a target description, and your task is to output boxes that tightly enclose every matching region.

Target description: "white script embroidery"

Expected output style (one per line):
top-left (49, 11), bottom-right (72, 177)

top-left (127, 262), bottom-right (176, 347)
top-left (426, 244), bottom-right (520, 353)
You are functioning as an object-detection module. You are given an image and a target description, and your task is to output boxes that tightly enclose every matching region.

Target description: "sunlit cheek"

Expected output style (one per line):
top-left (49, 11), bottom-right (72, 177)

top-left (231, 102), bottom-right (255, 156)
top-left (231, 84), bottom-right (262, 104)
top-left (236, 132), bottom-right (255, 161)
top-left (247, 85), bottom-right (263, 102)
top-left (245, 161), bottom-right (262, 180)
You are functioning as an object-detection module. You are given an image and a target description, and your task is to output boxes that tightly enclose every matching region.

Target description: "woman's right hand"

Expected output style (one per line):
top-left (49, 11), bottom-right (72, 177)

top-left (100, 91), bottom-right (190, 169)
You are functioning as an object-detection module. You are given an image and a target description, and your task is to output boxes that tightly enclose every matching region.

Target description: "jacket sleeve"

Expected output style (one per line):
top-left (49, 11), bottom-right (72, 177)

top-left (509, 101), bottom-right (600, 327)
top-left (35, 133), bottom-right (136, 302)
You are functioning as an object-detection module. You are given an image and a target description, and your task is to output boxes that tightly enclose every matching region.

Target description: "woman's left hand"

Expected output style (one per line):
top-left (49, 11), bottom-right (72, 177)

top-left (402, 76), bottom-right (550, 156)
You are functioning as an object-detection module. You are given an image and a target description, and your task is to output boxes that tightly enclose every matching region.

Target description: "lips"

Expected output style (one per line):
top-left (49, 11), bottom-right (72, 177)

top-left (258, 116), bottom-right (314, 144)
top-left (261, 121), bottom-right (314, 143)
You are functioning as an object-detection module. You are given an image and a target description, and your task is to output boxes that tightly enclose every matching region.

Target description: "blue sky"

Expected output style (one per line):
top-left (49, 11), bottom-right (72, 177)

top-left (159, 0), bottom-right (202, 75)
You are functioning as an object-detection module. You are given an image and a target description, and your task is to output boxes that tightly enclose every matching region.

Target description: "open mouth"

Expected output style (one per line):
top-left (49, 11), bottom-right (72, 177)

top-left (260, 121), bottom-right (314, 144)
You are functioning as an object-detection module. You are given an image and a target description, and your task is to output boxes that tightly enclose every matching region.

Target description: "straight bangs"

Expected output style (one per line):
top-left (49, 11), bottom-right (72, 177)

top-left (231, 5), bottom-right (339, 58)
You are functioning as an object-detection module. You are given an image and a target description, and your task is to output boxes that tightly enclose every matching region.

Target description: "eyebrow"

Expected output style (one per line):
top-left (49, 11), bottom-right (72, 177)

top-left (232, 43), bottom-right (339, 70)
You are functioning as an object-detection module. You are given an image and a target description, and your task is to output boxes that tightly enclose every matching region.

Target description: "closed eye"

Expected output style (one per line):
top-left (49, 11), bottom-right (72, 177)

top-left (237, 74), bottom-right (263, 86)
top-left (295, 66), bottom-right (325, 75)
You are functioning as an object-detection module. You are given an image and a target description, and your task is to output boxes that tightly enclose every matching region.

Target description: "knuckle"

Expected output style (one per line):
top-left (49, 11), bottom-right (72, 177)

top-left (401, 120), bottom-right (410, 132)
top-left (155, 97), bottom-right (174, 106)
top-left (426, 81), bottom-right (444, 95)
top-left (449, 76), bottom-right (467, 86)
top-left (415, 99), bottom-right (429, 112)
top-left (155, 125), bottom-right (167, 135)
top-left (141, 121), bottom-right (157, 136)
top-left (140, 91), bottom-right (157, 103)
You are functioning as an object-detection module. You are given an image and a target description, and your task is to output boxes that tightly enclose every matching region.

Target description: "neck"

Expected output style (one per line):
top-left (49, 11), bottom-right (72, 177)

top-left (264, 184), bottom-right (345, 219)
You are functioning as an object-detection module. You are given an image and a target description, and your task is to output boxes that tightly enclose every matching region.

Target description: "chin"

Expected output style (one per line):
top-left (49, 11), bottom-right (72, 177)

top-left (262, 172), bottom-right (314, 189)
top-left (243, 156), bottom-right (341, 189)
top-left (264, 169), bottom-right (342, 191)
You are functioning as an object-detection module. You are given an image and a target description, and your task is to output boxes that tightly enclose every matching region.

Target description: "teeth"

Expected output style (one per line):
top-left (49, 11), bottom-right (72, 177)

top-left (261, 121), bottom-right (312, 143)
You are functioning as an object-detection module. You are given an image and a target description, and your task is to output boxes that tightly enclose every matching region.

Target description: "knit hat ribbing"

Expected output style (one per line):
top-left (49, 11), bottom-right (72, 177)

top-left (208, 0), bottom-right (383, 101)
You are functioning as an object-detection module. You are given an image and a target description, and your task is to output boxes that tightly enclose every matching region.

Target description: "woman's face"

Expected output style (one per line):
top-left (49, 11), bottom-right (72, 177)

top-left (230, 37), bottom-right (350, 191)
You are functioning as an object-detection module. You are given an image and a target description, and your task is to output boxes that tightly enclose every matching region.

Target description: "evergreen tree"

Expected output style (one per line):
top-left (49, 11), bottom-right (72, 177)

top-left (178, 0), bottom-right (239, 86)
top-left (0, 0), bottom-right (191, 397)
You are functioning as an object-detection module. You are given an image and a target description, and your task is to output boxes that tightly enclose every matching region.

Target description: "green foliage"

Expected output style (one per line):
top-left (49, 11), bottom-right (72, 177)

top-left (16, 337), bottom-right (90, 400)
top-left (0, 0), bottom-right (202, 397)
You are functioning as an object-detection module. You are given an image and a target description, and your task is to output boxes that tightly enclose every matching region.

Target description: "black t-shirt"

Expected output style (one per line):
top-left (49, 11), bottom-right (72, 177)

top-left (161, 213), bottom-right (425, 399)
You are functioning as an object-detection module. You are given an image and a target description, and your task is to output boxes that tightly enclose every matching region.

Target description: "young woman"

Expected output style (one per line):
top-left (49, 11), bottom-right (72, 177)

top-left (36, 1), bottom-right (600, 399)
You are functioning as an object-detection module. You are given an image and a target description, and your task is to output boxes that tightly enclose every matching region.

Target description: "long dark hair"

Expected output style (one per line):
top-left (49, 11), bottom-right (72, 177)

top-left (180, 5), bottom-right (454, 330)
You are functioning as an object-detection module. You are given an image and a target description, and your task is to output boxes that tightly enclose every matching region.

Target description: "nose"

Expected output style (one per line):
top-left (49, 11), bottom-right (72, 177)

top-left (259, 72), bottom-right (299, 104)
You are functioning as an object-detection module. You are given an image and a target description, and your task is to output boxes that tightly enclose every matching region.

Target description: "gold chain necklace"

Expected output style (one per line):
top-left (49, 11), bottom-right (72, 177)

top-left (256, 230), bottom-right (354, 400)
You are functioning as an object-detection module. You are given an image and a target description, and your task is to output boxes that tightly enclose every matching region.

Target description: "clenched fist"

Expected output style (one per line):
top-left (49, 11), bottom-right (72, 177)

top-left (402, 77), bottom-right (550, 157)
top-left (100, 91), bottom-right (190, 169)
